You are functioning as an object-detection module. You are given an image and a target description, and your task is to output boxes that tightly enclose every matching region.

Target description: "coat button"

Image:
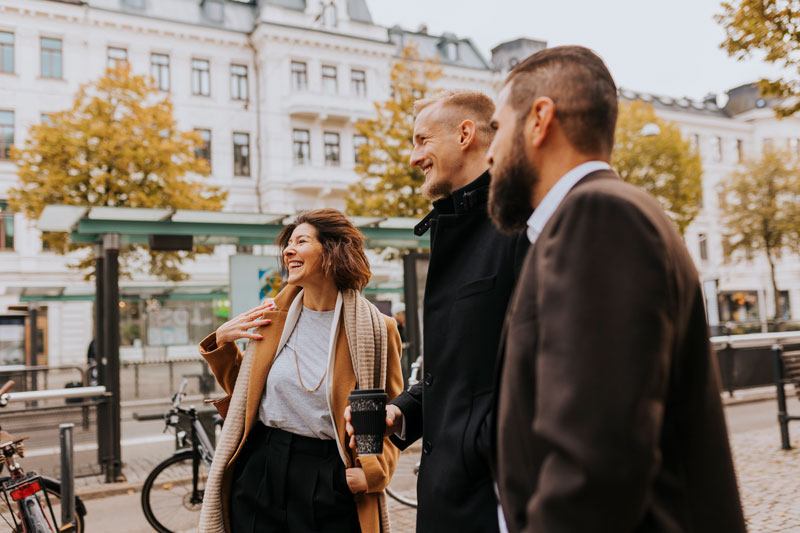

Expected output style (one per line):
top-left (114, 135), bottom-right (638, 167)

top-left (423, 440), bottom-right (432, 454)
top-left (424, 372), bottom-right (433, 386)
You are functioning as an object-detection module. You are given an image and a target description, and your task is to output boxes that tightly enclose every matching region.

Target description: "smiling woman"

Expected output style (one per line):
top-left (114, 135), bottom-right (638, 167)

top-left (197, 208), bottom-right (403, 533)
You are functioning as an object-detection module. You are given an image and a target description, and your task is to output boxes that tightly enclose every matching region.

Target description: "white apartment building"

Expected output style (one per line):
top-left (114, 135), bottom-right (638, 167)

top-left (0, 0), bottom-right (797, 366)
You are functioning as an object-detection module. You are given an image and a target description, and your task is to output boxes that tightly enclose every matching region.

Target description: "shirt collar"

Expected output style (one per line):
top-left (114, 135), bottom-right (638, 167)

top-left (526, 161), bottom-right (611, 244)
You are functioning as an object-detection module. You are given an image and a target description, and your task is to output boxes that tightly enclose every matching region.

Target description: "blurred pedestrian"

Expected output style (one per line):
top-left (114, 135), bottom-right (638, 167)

top-left (348, 90), bottom-right (528, 533)
top-left (486, 45), bottom-right (746, 532)
top-left (198, 209), bottom-right (404, 533)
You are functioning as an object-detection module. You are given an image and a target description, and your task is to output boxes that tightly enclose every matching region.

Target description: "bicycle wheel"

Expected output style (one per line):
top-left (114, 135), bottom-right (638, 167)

top-left (0, 477), bottom-right (85, 533)
top-left (385, 486), bottom-right (417, 508)
top-left (141, 450), bottom-right (208, 533)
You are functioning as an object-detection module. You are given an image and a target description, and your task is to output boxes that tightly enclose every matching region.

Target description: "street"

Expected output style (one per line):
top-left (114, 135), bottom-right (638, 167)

top-left (28, 393), bottom-right (794, 532)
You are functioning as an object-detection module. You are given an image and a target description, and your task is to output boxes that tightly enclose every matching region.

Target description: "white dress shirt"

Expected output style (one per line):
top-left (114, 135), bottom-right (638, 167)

top-left (526, 161), bottom-right (611, 244)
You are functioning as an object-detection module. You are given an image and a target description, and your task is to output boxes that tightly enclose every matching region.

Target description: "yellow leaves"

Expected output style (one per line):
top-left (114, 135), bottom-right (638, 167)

top-left (346, 45), bottom-right (439, 218)
top-left (716, 0), bottom-right (800, 117)
top-left (612, 101), bottom-right (703, 234)
top-left (8, 62), bottom-right (226, 279)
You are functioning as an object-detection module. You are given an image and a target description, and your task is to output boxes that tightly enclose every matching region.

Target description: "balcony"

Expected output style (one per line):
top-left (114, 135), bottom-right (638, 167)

top-left (283, 90), bottom-right (376, 123)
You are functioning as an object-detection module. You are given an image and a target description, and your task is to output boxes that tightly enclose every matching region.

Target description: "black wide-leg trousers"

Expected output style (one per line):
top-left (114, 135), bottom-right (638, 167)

top-left (230, 422), bottom-right (360, 533)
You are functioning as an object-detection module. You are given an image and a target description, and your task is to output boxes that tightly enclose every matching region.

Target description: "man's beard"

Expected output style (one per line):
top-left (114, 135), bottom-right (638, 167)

top-left (488, 133), bottom-right (536, 234)
top-left (420, 175), bottom-right (451, 201)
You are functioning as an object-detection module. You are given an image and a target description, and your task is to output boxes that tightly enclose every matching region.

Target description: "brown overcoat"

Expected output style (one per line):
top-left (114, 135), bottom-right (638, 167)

top-left (199, 285), bottom-right (403, 533)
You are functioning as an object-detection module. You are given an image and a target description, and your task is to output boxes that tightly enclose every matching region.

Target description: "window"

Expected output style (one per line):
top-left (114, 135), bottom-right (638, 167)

top-left (194, 129), bottom-right (211, 168)
top-left (0, 201), bottom-right (13, 251)
top-left (321, 1), bottom-right (338, 27)
top-left (150, 53), bottom-right (170, 91)
top-left (322, 65), bottom-right (337, 94)
top-left (291, 61), bottom-right (307, 91)
top-left (230, 64), bottom-right (248, 101)
top-left (0, 110), bottom-right (12, 160)
top-left (353, 134), bottom-right (366, 164)
top-left (203, 0), bottom-right (224, 22)
top-left (736, 139), bottom-right (744, 163)
top-left (233, 133), bottom-right (250, 177)
top-left (690, 134), bottom-right (700, 153)
top-left (444, 41), bottom-right (459, 61)
top-left (107, 47), bottom-right (128, 69)
top-left (763, 138), bottom-right (774, 152)
top-left (324, 132), bottom-right (340, 166)
top-left (192, 59), bottom-right (210, 96)
top-left (351, 70), bottom-right (366, 97)
top-left (0, 32), bottom-right (13, 74)
top-left (509, 57), bottom-right (519, 69)
top-left (711, 136), bottom-right (722, 162)
top-left (40, 37), bottom-right (62, 79)
top-left (698, 233), bottom-right (708, 261)
top-left (293, 129), bottom-right (310, 165)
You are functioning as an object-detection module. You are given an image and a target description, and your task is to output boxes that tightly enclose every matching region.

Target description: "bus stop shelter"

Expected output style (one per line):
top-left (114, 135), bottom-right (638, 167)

top-left (36, 205), bottom-right (429, 482)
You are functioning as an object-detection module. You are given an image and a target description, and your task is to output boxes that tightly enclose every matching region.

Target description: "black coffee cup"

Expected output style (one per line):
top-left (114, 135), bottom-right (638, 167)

top-left (348, 388), bottom-right (387, 456)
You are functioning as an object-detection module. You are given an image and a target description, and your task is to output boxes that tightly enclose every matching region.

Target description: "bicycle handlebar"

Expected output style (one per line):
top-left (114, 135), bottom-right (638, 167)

top-left (172, 379), bottom-right (189, 408)
top-left (0, 380), bottom-right (13, 396)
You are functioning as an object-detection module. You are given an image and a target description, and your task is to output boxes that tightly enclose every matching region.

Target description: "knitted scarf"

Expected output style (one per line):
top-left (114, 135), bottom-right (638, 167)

top-left (198, 289), bottom-right (390, 532)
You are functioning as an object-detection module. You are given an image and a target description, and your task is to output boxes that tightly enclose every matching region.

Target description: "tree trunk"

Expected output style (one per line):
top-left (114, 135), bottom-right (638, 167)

top-left (765, 246), bottom-right (783, 331)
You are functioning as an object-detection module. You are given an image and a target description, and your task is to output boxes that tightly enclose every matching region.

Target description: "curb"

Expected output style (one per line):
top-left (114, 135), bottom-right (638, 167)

top-left (76, 480), bottom-right (145, 501)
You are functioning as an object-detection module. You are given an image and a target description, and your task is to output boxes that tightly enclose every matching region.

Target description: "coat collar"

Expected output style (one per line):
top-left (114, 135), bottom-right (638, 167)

top-left (414, 170), bottom-right (491, 236)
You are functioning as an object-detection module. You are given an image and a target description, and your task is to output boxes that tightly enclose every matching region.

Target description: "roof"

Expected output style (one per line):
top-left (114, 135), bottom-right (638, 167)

top-left (388, 26), bottom-right (491, 70)
top-left (38, 205), bottom-right (430, 249)
top-left (618, 88), bottom-right (730, 118)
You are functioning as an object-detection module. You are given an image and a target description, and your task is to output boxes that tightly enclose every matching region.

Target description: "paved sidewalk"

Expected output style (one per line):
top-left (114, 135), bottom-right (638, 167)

top-left (730, 427), bottom-right (800, 532)
top-left (74, 405), bottom-right (800, 533)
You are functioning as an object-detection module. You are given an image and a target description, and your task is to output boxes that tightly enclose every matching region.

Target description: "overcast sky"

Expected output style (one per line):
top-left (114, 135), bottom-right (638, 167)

top-left (366, 0), bottom-right (784, 103)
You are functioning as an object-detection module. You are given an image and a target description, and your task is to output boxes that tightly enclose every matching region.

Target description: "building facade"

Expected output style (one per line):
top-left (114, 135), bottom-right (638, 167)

top-left (1, 0), bottom-right (798, 366)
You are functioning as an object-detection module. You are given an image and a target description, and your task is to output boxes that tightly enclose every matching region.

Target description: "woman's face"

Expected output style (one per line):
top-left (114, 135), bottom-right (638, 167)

top-left (284, 223), bottom-right (325, 287)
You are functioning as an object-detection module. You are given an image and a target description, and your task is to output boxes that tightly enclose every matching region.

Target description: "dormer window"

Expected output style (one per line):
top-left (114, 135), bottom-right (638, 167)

top-left (444, 41), bottom-right (458, 61)
top-left (202, 0), bottom-right (224, 23)
top-left (321, 1), bottom-right (338, 27)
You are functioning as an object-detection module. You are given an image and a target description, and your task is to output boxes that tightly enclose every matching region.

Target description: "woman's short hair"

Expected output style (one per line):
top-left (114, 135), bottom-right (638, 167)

top-left (277, 208), bottom-right (371, 292)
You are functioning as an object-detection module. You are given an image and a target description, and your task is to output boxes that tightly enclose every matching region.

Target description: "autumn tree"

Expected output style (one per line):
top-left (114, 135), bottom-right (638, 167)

top-left (346, 44), bottom-right (442, 217)
top-left (716, 0), bottom-right (800, 117)
top-left (9, 64), bottom-right (226, 280)
top-left (612, 100), bottom-right (704, 234)
top-left (719, 149), bottom-right (800, 323)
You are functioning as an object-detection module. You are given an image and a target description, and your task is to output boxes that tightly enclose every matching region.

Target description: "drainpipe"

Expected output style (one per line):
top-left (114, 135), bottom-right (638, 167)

top-left (247, 31), bottom-right (265, 213)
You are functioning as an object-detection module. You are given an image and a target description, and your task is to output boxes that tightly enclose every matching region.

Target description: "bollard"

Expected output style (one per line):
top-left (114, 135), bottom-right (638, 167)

top-left (59, 423), bottom-right (76, 531)
top-left (772, 344), bottom-right (792, 450)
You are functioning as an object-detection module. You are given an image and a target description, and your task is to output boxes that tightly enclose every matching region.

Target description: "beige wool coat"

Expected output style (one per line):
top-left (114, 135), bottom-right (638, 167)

top-left (199, 285), bottom-right (404, 533)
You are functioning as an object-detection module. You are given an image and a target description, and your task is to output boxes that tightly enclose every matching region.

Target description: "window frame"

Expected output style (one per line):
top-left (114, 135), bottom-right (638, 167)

top-left (291, 61), bottom-right (308, 91)
top-left (353, 134), bottom-right (367, 164)
top-left (0, 200), bottom-right (14, 251)
top-left (0, 110), bottom-right (13, 160)
top-left (191, 58), bottom-right (211, 96)
top-left (194, 128), bottom-right (212, 169)
top-left (323, 131), bottom-right (340, 166)
top-left (107, 46), bottom-right (128, 70)
top-left (40, 37), bottom-right (63, 79)
top-left (0, 31), bottom-right (14, 74)
top-left (293, 129), bottom-right (311, 166)
top-left (150, 52), bottom-right (170, 91)
top-left (350, 69), bottom-right (366, 98)
top-left (230, 64), bottom-right (248, 101)
top-left (233, 132), bottom-right (250, 177)
top-left (321, 65), bottom-right (338, 94)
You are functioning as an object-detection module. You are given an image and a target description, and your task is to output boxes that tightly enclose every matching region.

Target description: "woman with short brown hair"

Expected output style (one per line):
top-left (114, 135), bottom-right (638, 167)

top-left (198, 208), bottom-right (403, 533)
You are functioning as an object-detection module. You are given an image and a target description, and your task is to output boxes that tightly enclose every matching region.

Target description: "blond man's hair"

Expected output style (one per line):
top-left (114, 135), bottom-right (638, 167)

top-left (413, 90), bottom-right (496, 149)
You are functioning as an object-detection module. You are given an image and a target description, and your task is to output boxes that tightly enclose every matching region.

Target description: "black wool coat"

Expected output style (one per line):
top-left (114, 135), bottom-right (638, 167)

top-left (390, 171), bottom-right (528, 533)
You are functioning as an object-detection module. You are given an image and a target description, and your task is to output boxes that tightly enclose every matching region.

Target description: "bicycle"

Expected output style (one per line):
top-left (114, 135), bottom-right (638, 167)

top-left (141, 379), bottom-right (219, 533)
top-left (0, 380), bottom-right (87, 533)
top-left (385, 355), bottom-right (422, 508)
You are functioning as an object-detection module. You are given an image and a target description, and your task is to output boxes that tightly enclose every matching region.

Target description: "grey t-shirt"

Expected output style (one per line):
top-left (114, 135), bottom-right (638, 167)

top-left (258, 307), bottom-right (336, 440)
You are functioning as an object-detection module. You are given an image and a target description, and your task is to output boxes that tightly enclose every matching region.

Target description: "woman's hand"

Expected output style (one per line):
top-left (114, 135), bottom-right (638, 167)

top-left (215, 303), bottom-right (273, 346)
top-left (345, 467), bottom-right (368, 494)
